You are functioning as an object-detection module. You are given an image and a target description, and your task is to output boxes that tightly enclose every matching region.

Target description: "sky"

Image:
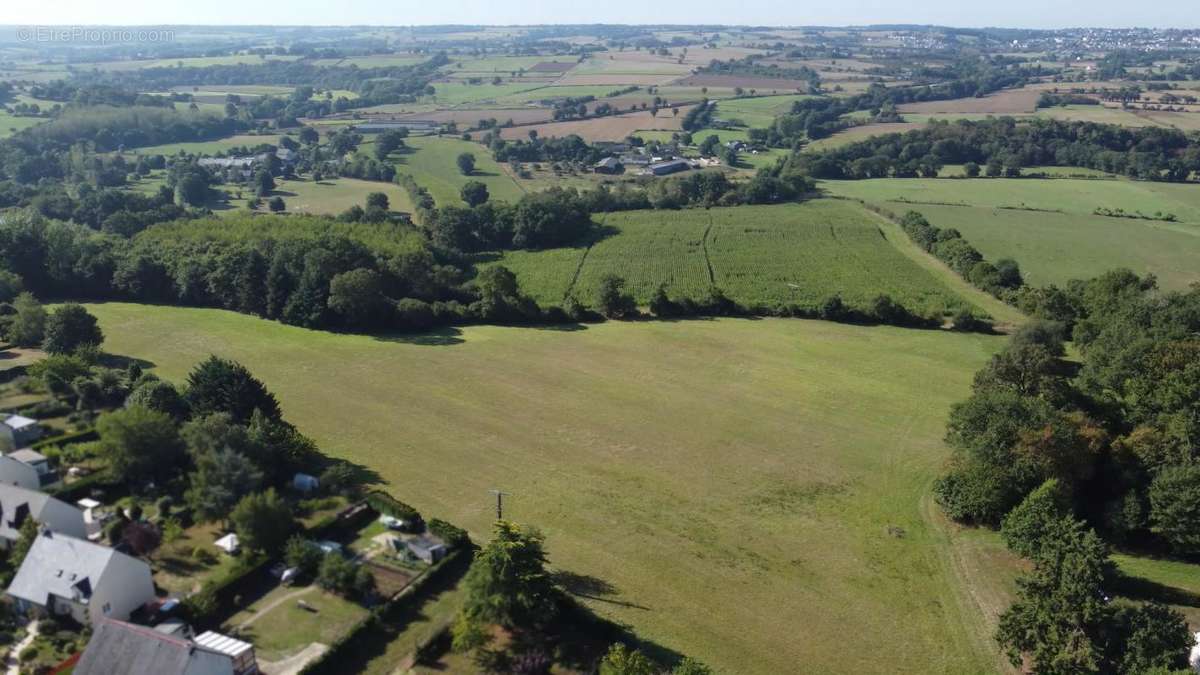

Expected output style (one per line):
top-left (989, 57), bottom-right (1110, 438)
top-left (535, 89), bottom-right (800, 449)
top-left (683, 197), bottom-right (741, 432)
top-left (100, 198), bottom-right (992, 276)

top-left (2, 0), bottom-right (1196, 30)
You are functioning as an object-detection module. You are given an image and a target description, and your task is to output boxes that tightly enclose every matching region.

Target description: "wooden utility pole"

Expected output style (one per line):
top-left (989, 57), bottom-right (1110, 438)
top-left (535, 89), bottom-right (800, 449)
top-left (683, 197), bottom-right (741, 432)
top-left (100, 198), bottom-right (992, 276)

top-left (488, 489), bottom-right (510, 520)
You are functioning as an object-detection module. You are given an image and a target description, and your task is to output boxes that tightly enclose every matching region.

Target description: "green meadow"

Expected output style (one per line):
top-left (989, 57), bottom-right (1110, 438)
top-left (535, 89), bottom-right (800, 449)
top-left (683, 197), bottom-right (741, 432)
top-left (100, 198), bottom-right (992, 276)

top-left (823, 177), bottom-right (1200, 289)
top-left (86, 302), bottom-right (1010, 675)
top-left (392, 135), bottom-right (524, 206)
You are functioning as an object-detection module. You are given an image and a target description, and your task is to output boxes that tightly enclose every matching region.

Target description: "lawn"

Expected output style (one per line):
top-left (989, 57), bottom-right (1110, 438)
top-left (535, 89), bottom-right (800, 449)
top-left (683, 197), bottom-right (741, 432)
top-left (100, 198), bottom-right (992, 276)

top-left (223, 584), bottom-right (369, 662)
top-left (150, 521), bottom-right (244, 596)
top-left (493, 200), bottom-right (980, 316)
top-left (392, 135), bottom-right (524, 206)
top-left (88, 302), bottom-right (1010, 674)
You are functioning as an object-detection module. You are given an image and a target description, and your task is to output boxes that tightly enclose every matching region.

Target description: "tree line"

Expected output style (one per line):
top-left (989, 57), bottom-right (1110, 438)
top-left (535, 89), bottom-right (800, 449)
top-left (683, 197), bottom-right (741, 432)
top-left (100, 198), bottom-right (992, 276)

top-left (791, 117), bottom-right (1200, 181)
top-left (933, 271), bottom-right (1200, 672)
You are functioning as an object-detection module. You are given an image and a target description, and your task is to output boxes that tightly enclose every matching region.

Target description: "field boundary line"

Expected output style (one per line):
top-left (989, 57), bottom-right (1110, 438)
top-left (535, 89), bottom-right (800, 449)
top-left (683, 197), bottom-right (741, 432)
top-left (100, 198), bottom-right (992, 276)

top-left (857, 203), bottom-right (1027, 327)
top-left (701, 215), bottom-right (716, 286)
top-left (563, 214), bottom-right (605, 301)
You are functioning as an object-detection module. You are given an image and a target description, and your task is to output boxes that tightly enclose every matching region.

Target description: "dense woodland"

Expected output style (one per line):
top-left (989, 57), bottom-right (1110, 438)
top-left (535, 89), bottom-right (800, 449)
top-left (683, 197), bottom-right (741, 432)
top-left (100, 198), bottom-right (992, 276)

top-left (934, 271), bottom-right (1200, 672)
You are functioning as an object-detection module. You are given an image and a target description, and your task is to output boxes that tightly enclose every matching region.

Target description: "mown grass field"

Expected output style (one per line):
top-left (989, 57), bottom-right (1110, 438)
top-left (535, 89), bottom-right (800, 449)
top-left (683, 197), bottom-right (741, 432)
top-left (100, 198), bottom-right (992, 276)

top-left (392, 135), bottom-right (524, 206)
top-left (0, 111), bottom-right (45, 138)
top-left (229, 176), bottom-right (417, 216)
top-left (87, 303), bottom-right (1009, 674)
top-left (822, 176), bottom-right (1200, 223)
top-left (494, 200), bottom-right (977, 316)
top-left (902, 204), bottom-right (1200, 290)
top-left (823, 177), bottom-right (1200, 289)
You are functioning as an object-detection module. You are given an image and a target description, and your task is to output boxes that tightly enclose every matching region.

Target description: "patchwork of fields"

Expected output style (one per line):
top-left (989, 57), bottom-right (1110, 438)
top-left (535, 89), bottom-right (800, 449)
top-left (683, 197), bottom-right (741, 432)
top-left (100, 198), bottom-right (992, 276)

top-left (86, 303), bottom-right (1009, 675)
top-left (824, 177), bottom-right (1200, 289)
top-left (493, 200), bottom-right (977, 316)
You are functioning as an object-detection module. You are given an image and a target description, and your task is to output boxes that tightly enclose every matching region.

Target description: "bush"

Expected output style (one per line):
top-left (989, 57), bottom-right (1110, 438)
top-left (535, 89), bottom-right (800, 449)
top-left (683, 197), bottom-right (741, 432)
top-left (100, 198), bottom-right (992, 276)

top-left (428, 518), bottom-right (469, 548)
top-left (1001, 479), bottom-right (1071, 558)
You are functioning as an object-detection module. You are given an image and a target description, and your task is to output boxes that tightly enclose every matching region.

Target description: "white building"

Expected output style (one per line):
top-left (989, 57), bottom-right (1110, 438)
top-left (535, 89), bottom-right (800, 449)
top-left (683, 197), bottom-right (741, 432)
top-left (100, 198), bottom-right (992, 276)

top-left (7, 531), bottom-right (156, 625)
top-left (0, 415), bottom-right (42, 452)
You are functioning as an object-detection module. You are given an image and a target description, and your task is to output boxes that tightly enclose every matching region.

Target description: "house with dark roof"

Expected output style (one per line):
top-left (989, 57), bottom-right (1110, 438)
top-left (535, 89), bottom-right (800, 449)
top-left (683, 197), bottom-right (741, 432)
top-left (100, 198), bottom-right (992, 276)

top-left (0, 415), bottom-right (42, 452)
top-left (593, 157), bottom-right (623, 174)
top-left (75, 619), bottom-right (258, 675)
top-left (6, 531), bottom-right (155, 625)
top-left (0, 484), bottom-right (86, 546)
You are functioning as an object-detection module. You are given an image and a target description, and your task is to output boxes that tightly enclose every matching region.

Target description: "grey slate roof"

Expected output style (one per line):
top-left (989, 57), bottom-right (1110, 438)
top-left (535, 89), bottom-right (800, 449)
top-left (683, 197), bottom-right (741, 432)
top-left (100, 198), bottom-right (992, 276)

top-left (0, 484), bottom-right (74, 541)
top-left (75, 619), bottom-right (235, 675)
top-left (2, 415), bottom-right (38, 431)
top-left (7, 532), bottom-right (118, 607)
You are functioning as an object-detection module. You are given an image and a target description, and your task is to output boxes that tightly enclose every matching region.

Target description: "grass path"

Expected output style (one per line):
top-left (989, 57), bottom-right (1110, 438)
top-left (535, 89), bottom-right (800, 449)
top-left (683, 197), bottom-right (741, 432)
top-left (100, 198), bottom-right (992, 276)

top-left (88, 304), bottom-right (1007, 674)
top-left (859, 204), bottom-right (1028, 327)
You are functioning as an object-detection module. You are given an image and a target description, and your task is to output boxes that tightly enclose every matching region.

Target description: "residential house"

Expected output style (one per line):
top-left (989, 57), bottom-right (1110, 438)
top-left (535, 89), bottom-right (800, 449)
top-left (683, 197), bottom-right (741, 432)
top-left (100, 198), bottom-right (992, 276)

top-left (7, 531), bottom-right (156, 625)
top-left (0, 484), bottom-right (87, 546)
top-left (0, 415), bottom-right (42, 451)
top-left (4, 449), bottom-right (58, 488)
top-left (74, 619), bottom-right (258, 675)
top-left (0, 454), bottom-right (48, 491)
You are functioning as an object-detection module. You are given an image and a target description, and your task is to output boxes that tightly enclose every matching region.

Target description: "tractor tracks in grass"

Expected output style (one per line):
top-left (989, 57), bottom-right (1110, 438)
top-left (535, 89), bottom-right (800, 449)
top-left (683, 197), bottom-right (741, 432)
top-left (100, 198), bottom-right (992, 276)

top-left (563, 214), bottom-right (605, 302)
top-left (701, 215), bottom-right (716, 286)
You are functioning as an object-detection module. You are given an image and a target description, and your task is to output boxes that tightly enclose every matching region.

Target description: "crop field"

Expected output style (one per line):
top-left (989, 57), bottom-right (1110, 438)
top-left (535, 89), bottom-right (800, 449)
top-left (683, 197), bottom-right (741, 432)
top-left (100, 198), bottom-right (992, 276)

top-left (897, 88), bottom-right (1041, 114)
top-left (494, 200), bottom-right (977, 316)
top-left (86, 302), bottom-right (1010, 675)
top-left (497, 107), bottom-right (692, 142)
top-left (392, 135), bottom-right (525, 206)
top-left (674, 74), bottom-right (814, 92)
top-left (713, 94), bottom-right (816, 127)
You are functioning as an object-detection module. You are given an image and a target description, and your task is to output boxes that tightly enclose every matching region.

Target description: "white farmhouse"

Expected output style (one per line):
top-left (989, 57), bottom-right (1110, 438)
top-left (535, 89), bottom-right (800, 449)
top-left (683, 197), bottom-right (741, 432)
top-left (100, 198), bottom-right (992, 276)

top-left (7, 531), bottom-right (156, 625)
top-left (0, 484), bottom-right (87, 546)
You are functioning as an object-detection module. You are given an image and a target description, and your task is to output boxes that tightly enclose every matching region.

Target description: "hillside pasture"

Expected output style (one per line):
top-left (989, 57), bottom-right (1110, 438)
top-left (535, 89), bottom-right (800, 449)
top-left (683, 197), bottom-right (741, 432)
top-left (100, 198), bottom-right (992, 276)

top-left (227, 176), bottom-right (416, 216)
top-left (891, 203), bottom-right (1200, 290)
top-left (87, 303), bottom-right (1008, 675)
top-left (391, 135), bottom-right (524, 206)
top-left (495, 200), bottom-right (976, 316)
top-left (821, 176), bottom-right (1200, 224)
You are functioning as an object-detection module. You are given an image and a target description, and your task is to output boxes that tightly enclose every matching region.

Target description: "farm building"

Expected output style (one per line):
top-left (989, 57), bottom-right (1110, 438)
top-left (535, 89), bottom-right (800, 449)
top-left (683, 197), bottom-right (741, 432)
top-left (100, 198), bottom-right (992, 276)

top-left (7, 530), bottom-right (156, 625)
top-left (594, 157), bottom-right (623, 174)
top-left (648, 159), bottom-right (692, 176)
top-left (0, 415), bottom-right (42, 451)
top-left (0, 484), bottom-right (87, 546)
top-left (74, 618), bottom-right (258, 675)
